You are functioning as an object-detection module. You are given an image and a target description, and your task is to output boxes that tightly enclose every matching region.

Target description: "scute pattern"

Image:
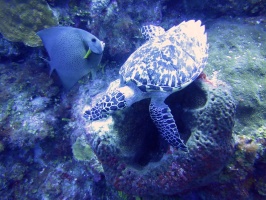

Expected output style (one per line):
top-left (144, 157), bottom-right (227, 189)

top-left (120, 20), bottom-right (208, 92)
top-left (140, 25), bottom-right (165, 40)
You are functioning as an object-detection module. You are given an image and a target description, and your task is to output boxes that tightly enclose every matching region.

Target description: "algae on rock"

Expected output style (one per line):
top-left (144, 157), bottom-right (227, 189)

top-left (72, 135), bottom-right (97, 161)
top-left (205, 19), bottom-right (266, 135)
top-left (0, 0), bottom-right (58, 47)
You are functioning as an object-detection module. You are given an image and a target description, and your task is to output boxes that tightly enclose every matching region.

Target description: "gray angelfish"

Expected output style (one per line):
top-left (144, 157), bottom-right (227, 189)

top-left (37, 26), bottom-right (105, 90)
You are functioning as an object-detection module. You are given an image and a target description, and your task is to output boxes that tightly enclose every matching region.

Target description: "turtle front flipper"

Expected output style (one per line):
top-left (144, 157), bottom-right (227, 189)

top-left (84, 90), bottom-right (127, 121)
top-left (149, 99), bottom-right (188, 152)
top-left (84, 83), bottom-right (144, 121)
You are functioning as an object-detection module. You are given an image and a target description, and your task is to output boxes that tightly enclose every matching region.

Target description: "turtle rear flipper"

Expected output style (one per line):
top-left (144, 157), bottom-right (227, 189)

top-left (149, 99), bottom-right (188, 152)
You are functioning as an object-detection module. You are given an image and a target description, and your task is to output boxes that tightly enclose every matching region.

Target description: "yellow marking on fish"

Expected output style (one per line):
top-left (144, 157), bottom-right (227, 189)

top-left (84, 49), bottom-right (91, 59)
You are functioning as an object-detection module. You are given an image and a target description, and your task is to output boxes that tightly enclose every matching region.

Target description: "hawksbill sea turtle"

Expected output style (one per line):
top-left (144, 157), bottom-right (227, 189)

top-left (84, 20), bottom-right (208, 152)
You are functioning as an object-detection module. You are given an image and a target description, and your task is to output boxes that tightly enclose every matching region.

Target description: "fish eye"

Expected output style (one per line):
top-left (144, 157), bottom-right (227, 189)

top-left (91, 38), bottom-right (96, 42)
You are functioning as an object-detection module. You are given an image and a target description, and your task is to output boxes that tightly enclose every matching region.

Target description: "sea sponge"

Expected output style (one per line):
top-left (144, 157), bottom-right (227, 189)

top-left (84, 77), bottom-right (236, 196)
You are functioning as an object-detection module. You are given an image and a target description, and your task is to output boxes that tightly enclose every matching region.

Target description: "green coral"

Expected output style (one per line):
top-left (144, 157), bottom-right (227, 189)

top-left (118, 190), bottom-right (128, 200)
top-left (255, 178), bottom-right (266, 196)
top-left (256, 126), bottom-right (266, 140)
top-left (72, 136), bottom-right (96, 161)
top-left (0, 141), bottom-right (4, 152)
top-left (117, 190), bottom-right (142, 200)
top-left (72, 135), bottom-right (104, 179)
top-left (0, 0), bottom-right (57, 47)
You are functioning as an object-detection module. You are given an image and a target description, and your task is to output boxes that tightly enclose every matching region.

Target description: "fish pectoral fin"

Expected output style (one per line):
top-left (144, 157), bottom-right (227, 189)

top-left (83, 48), bottom-right (92, 59)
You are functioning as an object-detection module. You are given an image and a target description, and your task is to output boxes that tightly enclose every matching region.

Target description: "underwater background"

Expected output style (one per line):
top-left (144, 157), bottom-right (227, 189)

top-left (0, 0), bottom-right (266, 199)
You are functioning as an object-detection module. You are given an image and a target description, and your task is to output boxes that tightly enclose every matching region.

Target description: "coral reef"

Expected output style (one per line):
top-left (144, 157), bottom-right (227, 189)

top-left (205, 19), bottom-right (266, 135)
top-left (86, 0), bottom-right (163, 58)
top-left (0, 33), bottom-right (43, 63)
top-left (49, 0), bottom-right (164, 59)
top-left (0, 35), bottom-right (20, 62)
top-left (0, 137), bottom-right (105, 199)
top-left (163, 0), bottom-right (266, 19)
top-left (45, 0), bottom-right (266, 60)
top-left (198, 130), bottom-right (266, 200)
top-left (72, 135), bottom-right (104, 182)
top-left (0, 63), bottom-right (60, 148)
top-left (72, 135), bottom-right (96, 161)
top-left (0, 0), bottom-right (266, 198)
top-left (83, 77), bottom-right (236, 196)
top-left (0, 0), bottom-right (57, 47)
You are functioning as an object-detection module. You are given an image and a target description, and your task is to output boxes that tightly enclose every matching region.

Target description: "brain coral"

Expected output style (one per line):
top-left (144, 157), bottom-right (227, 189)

top-left (83, 77), bottom-right (236, 196)
top-left (0, 0), bottom-right (57, 47)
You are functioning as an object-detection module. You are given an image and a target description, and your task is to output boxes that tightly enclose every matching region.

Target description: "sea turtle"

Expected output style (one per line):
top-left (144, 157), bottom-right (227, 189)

top-left (84, 20), bottom-right (208, 152)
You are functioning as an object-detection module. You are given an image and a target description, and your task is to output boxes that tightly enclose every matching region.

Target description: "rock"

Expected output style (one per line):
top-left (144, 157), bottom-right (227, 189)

top-left (0, 0), bottom-right (57, 47)
top-left (205, 19), bottom-right (266, 135)
top-left (83, 77), bottom-right (236, 196)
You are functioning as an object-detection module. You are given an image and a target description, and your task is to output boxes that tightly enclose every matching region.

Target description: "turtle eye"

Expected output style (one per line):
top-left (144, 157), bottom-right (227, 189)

top-left (91, 38), bottom-right (96, 42)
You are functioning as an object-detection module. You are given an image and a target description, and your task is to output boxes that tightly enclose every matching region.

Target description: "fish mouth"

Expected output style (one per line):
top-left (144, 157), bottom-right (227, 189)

top-left (99, 41), bottom-right (105, 53)
top-left (101, 41), bottom-right (105, 49)
top-left (91, 41), bottom-right (105, 54)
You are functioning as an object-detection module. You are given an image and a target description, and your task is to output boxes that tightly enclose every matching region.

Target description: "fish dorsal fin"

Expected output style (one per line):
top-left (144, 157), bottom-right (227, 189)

top-left (140, 25), bottom-right (165, 40)
top-left (37, 27), bottom-right (70, 55)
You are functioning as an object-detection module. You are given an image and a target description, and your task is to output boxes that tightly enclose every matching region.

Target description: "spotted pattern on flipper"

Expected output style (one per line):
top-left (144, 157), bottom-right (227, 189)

top-left (84, 102), bottom-right (106, 121)
top-left (149, 103), bottom-right (188, 152)
top-left (84, 90), bottom-right (127, 121)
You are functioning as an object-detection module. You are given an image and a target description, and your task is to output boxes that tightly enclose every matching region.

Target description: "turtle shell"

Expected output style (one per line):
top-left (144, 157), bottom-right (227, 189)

top-left (119, 20), bottom-right (208, 92)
